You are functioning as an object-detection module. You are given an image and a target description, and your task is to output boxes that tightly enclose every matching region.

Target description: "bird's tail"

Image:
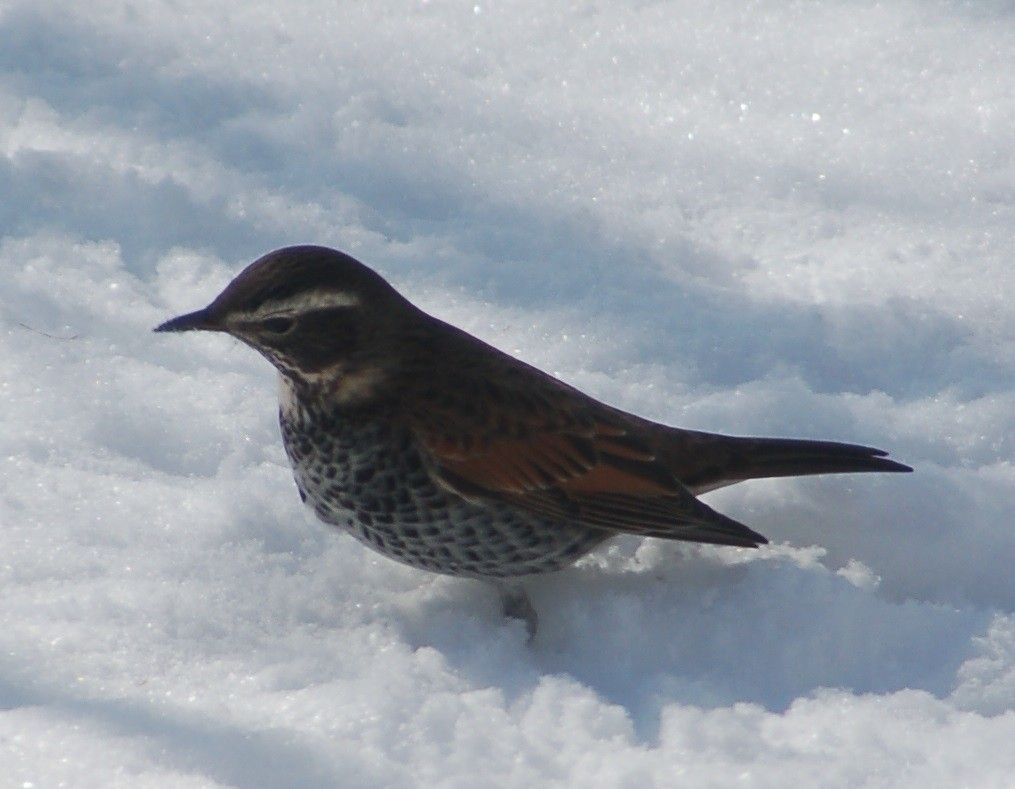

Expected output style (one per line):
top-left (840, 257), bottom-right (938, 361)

top-left (671, 433), bottom-right (913, 494)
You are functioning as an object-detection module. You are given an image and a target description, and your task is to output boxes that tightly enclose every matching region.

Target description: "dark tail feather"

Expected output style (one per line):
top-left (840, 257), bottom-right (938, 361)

top-left (680, 434), bottom-right (913, 494)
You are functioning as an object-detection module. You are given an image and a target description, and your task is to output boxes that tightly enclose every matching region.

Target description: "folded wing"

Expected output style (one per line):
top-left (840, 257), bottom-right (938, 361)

top-left (410, 397), bottom-right (768, 549)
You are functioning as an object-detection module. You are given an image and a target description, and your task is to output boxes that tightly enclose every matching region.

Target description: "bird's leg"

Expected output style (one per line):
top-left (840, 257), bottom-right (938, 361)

top-left (494, 582), bottom-right (538, 641)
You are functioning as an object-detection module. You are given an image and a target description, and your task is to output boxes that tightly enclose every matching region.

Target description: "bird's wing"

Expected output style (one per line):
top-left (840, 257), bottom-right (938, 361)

top-left (405, 375), bottom-right (767, 548)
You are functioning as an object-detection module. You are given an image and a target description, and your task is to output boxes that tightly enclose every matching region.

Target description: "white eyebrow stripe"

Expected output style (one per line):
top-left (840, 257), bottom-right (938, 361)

top-left (250, 290), bottom-right (361, 319)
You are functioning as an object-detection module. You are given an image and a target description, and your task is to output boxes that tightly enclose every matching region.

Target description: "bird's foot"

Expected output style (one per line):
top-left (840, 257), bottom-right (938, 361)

top-left (497, 584), bottom-right (538, 642)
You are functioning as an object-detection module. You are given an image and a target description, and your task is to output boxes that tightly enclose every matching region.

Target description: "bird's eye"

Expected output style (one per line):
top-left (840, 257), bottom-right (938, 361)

top-left (261, 317), bottom-right (294, 334)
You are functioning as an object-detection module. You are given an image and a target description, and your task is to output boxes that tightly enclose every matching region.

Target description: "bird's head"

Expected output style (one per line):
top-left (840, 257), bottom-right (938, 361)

top-left (155, 246), bottom-right (416, 400)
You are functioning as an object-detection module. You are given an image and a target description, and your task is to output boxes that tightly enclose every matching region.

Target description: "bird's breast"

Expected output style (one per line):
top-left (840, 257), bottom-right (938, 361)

top-left (275, 400), bottom-right (608, 577)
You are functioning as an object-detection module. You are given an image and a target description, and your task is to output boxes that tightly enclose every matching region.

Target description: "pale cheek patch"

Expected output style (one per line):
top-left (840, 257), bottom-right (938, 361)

top-left (282, 365), bottom-right (387, 408)
top-left (326, 365), bottom-right (387, 405)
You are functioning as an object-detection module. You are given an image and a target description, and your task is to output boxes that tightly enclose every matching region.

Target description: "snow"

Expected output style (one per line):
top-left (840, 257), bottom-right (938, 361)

top-left (1, 0), bottom-right (1013, 785)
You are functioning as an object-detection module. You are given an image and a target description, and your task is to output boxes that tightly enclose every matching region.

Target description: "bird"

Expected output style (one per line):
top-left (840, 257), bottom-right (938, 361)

top-left (155, 245), bottom-right (912, 636)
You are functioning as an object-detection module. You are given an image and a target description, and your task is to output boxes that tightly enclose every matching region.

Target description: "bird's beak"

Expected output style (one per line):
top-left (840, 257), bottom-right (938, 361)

top-left (153, 307), bottom-right (222, 333)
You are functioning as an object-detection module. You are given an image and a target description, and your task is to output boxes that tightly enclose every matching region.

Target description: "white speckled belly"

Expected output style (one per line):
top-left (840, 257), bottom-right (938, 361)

top-left (277, 394), bottom-right (607, 578)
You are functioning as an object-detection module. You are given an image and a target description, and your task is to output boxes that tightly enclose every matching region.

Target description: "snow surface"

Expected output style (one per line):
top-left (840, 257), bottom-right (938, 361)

top-left (1, 1), bottom-right (1013, 786)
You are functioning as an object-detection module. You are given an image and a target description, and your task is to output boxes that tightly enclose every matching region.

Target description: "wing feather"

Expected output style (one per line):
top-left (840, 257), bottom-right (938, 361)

top-left (407, 384), bottom-right (767, 548)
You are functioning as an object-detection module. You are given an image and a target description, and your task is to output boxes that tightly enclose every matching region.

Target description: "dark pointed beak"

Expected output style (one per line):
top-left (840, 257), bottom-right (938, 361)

top-left (153, 307), bottom-right (221, 333)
